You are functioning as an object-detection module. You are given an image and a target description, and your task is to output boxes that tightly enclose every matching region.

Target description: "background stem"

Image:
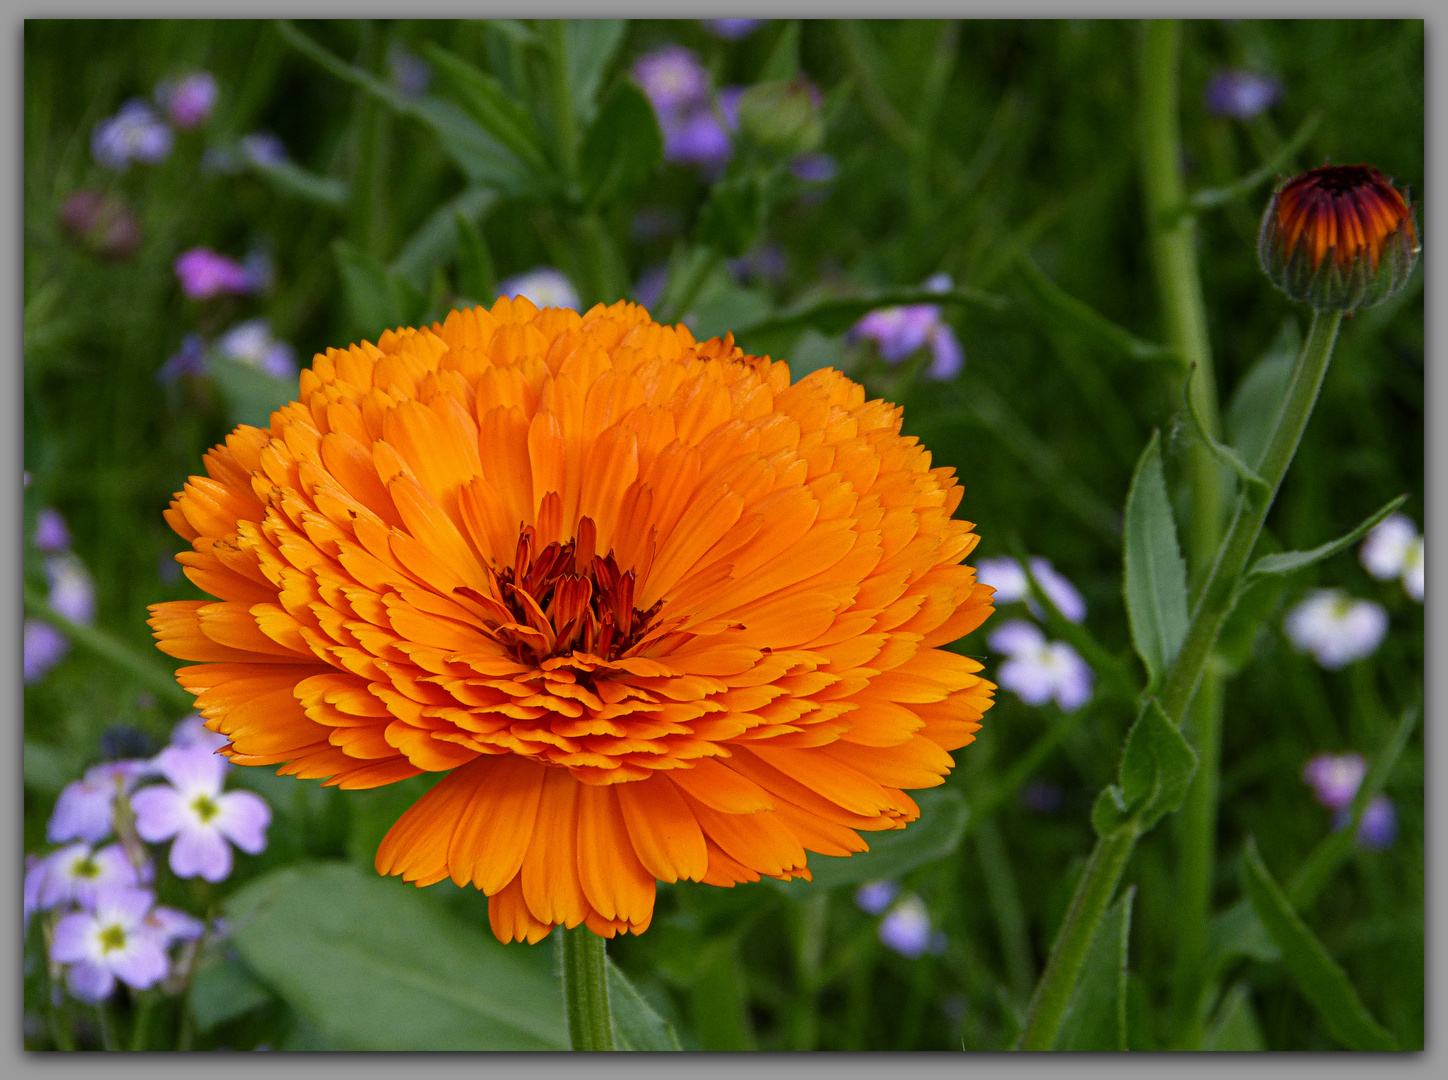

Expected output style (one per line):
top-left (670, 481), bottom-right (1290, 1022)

top-left (561, 925), bottom-right (614, 1051)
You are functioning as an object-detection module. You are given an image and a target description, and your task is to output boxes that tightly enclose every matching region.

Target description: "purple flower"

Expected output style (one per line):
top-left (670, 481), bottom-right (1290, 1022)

top-left (174, 247), bottom-right (255, 300)
top-left (633, 263), bottom-right (670, 311)
top-left (23, 620), bottom-right (69, 684)
top-left (715, 86), bottom-right (746, 133)
top-left (975, 555), bottom-right (1086, 623)
top-left (855, 880), bottom-right (900, 915)
top-left (240, 131), bottom-right (289, 167)
top-left (633, 45), bottom-right (710, 117)
top-left (157, 71), bottom-right (219, 129)
top-left (215, 319), bottom-right (297, 380)
top-left (24, 854), bottom-right (46, 930)
top-left (1302, 752), bottom-right (1366, 811)
top-left (1285, 589), bottom-right (1387, 669)
top-left (58, 190), bottom-right (141, 261)
top-left (497, 267), bottom-right (581, 311)
top-left (1343, 795), bottom-right (1397, 850)
top-left (36, 842), bottom-right (148, 911)
top-left (171, 712), bottom-right (230, 754)
top-left (853, 304), bottom-right (938, 362)
top-left (143, 904), bottom-right (207, 948)
top-left (131, 744), bottom-right (271, 883)
top-left (926, 323), bottom-right (964, 380)
top-left (45, 554), bottom-right (96, 625)
top-left (662, 107), bottom-right (733, 172)
top-left (33, 508), bottom-right (71, 553)
top-left (790, 152), bottom-right (838, 184)
top-left (50, 887), bottom-right (170, 1002)
top-left (91, 100), bottom-right (174, 170)
top-left (48, 761), bottom-right (151, 844)
top-left (878, 895), bottom-right (937, 958)
top-left (729, 243), bottom-right (787, 285)
top-left (388, 44), bottom-right (431, 99)
top-left (157, 333), bottom-right (209, 383)
top-left (989, 620), bottom-right (1093, 711)
top-left (702, 19), bottom-right (765, 40)
top-left (1204, 69), bottom-right (1281, 120)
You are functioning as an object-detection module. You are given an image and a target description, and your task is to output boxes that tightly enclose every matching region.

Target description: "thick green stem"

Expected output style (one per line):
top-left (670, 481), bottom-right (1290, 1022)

top-left (561, 925), bottom-right (614, 1051)
top-left (1015, 825), bottom-right (1138, 1049)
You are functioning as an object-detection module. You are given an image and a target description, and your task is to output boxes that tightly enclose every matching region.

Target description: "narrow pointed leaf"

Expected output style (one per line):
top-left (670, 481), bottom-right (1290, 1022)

top-left (246, 155), bottom-right (349, 207)
top-left (1239, 837), bottom-right (1397, 1051)
top-left (564, 19), bottom-right (626, 126)
top-left (390, 186), bottom-right (496, 287)
top-left (1202, 982), bottom-right (1267, 1051)
top-left (1182, 368), bottom-right (1269, 495)
top-left (1246, 495), bottom-right (1408, 578)
top-left (1123, 432), bottom-right (1190, 685)
top-left (422, 44), bottom-right (551, 177)
top-left (760, 20), bottom-right (802, 81)
top-left (1226, 319), bottom-right (1300, 469)
top-left (1052, 887), bottom-right (1134, 1050)
top-left (1016, 257), bottom-right (1176, 364)
top-left (607, 960), bottom-right (682, 1051)
top-left (1093, 699), bottom-right (1197, 834)
top-left (453, 208), bottom-right (498, 306)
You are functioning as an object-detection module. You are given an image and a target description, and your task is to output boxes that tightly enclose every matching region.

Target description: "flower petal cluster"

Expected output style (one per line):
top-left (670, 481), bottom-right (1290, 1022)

top-left (1204, 69), bottom-right (1281, 120)
top-left (1359, 513), bottom-right (1424, 602)
top-left (877, 894), bottom-right (945, 958)
top-left (48, 761), bottom-right (151, 844)
top-left (852, 275), bottom-right (964, 381)
top-left (91, 101), bottom-right (174, 171)
top-left (156, 72), bottom-right (219, 129)
top-left (175, 248), bottom-right (263, 301)
top-left (974, 555), bottom-right (1086, 623)
top-left (50, 888), bottom-right (174, 1002)
top-left (989, 620), bottom-right (1092, 711)
top-left (1284, 589), bottom-right (1387, 669)
top-left (216, 319), bottom-right (298, 381)
top-left (150, 296), bottom-right (996, 942)
top-left (1302, 752), bottom-right (1366, 811)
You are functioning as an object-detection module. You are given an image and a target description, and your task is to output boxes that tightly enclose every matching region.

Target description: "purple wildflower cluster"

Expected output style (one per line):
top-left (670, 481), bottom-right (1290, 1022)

top-left (974, 555), bottom-right (1093, 711)
top-left (1301, 752), bottom-right (1396, 850)
top-left (91, 71), bottom-right (219, 174)
top-left (25, 716), bottom-right (270, 1004)
top-left (855, 882), bottom-right (947, 958)
top-left (24, 509), bottom-right (99, 685)
top-left (850, 273), bottom-right (965, 381)
top-left (1204, 69), bottom-right (1281, 121)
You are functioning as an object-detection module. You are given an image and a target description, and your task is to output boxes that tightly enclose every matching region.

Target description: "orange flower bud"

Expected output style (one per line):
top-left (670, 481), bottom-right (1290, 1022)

top-left (1258, 163), bottom-right (1419, 313)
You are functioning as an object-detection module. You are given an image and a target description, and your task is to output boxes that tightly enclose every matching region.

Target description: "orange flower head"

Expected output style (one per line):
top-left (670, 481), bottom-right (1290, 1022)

top-left (149, 297), bottom-right (996, 943)
top-left (1258, 163), bottom-right (1419, 313)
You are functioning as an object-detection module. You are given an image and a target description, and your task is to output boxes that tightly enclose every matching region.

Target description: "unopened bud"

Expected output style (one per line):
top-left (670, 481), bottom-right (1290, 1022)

top-left (59, 190), bottom-right (141, 261)
top-left (736, 78), bottom-right (824, 159)
top-left (1258, 163), bottom-right (1419, 313)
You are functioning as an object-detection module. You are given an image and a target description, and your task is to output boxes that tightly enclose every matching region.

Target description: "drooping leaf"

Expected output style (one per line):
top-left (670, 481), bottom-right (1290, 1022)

top-left (564, 19), bottom-right (627, 126)
top-left (207, 355), bottom-right (298, 430)
top-left (579, 81), bottom-right (663, 210)
top-left (1052, 887), bottom-right (1133, 1050)
top-left (245, 154), bottom-right (349, 208)
top-left (1123, 431), bottom-right (1190, 687)
top-left (607, 959), bottom-right (682, 1051)
top-left (1246, 495), bottom-right (1408, 579)
top-left (1239, 837), bottom-right (1397, 1051)
top-left (1201, 982), bottom-right (1267, 1051)
top-left (1182, 367), bottom-right (1269, 496)
top-left (1092, 700), bottom-right (1197, 835)
top-left (226, 862), bottom-right (568, 1051)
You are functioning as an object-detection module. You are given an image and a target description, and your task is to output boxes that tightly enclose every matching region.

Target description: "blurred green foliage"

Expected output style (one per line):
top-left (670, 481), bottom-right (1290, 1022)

top-left (24, 18), bottom-right (1421, 1051)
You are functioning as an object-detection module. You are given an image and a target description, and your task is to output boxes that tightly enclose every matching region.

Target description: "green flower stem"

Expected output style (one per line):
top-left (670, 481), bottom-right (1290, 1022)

top-left (128, 991), bottom-right (155, 1051)
top-left (96, 1003), bottom-right (117, 1051)
top-left (561, 925), bottom-right (615, 1051)
top-left (1014, 824), bottom-right (1139, 1049)
top-left (543, 20), bottom-right (579, 188)
top-left (22, 587), bottom-right (192, 709)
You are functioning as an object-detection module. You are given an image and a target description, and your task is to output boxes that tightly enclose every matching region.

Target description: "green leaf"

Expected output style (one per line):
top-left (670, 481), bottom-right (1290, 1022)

top-left (334, 239), bottom-right (423, 340)
top-left (1188, 111), bottom-right (1323, 212)
top-left (687, 283), bottom-right (773, 343)
top-left (697, 175), bottom-right (765, 259)
top-left (389, 186), bottom-right (496, 288)
top-left (207, 355), bottom-right (298, 431)
top-left (1207, 898), bottom-right (1281, 973)
top-left (759, 20), bottom-right (802, 81)
top-left (1226, 318), bottom-right (1299, 470)
top-left (607, 960), bottom-right (682, 1051)
top-left (564, 19), bottom-right (627, 126)
top-left (23, 739), bottom-right (76, 795)
top-left (1093, 700), bottom-right (1198, 835)
top-left (731, 284), bottom-right (1006, 342)
top-left (1182, 366), bottom-right (1269, 496)
top-left (1051, 887), bottom-right (1133, 1050)
top-left (1015, 257), bottom-right (1176, 364)
top-left (1246, 495), bottom-right (1408, 579)
top-left (188, 955), bottom-right (274, 1033)
top-left (772, 787), bottom-right (969, 894)
top-left (422, 44), bottom-right (552, 179)
top-left (1211, 570), bottom-right (1287, 676)
top-left (1239, 837), bottom-right (1397, 1051)
top-left (1123, 432), bottom-right (1190, 687)
top-left (245, 154), bottom-right (349, 207)
top-left (226, 862), bottom-right (569, 1050)
top-left (578, 81), bottom-right (663, 210)
top-left (1202, 982), bottom-right (1266, 1051)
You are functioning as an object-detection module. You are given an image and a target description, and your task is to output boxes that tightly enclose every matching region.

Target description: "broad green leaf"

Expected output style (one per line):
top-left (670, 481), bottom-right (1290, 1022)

top-left (1226, 318), bottom-right (1299, 469)
top-left (1246, 495), bottom-right (1408, 579)
top-left (760, 21), bottom-right (802, 81)
top-left (687, 283), bottom-right (773, 344)
top-left (246, 154), bottom-right (348, 207)
top-left (226, 862), bottom-right (568, 1050)
top-left (607, 960), bottom-right (682, 1051)
top-left (1239, 837), bottom-right (1397, 1051)
top-left (1202, 982), bottom-right (1266, 1051)
top-left (1092, 700), bottom-right (1197, 835)
top-left (423, 44), bottom-right (551, 178)
top-left (453, 209), bottom-right (498, 307)
top-left (730, 284), bottom-right (1006, 341)
top-left (334, 239), bottom-right (422, 340)
top-left (1123, 432), bottom-right (1189, 686)
top-left (1207, 898), bottom-right (1281, 973)
top-left (773, 787), bottom-right (969, 894)
top-left (1052, 887), bottom-right (1133, 1050)
top-left (389, 186), bottom-right (496, 287)
top-left (564, 19), bottom-right (627, 126)
top-left (578, 81), bottom-right (663, 210)
top-left (208, 355), bottom-right (298, 430)
top-left (188, 954), bottom-right (274, 1033)
top-left (1015, 257), bottom-right (1175, 364)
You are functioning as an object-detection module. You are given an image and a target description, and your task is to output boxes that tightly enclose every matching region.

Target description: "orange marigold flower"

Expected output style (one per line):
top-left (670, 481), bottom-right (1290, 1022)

top-left (149, 297), bottom-right (996, 943)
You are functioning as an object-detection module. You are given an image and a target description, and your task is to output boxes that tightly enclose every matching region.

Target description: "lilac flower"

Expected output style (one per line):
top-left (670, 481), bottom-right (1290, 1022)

top-left (33, 509), bottom-right (71, 553)
top-left (633, 263), bottom-right (670, 311)
top-left (388, 44), bottom-right (431, 98)
top-left (36, 842), bottom-right (148, 911)
top-left (1302, 752), bottom-right (1366, 811)
top-left (1284, 589), bottom-right (1388, 669)
top-left (497, 267), bottom-right (581, 312)
top-left (715, 85), bottom-right (746, 133)
top-left (240, 131), bottom-right (289, 167)
top-left (702, 19), bottom-right (765, 40)
top-left (855, 880), bottom-right (900, 915)
top-left (143, 905), bottom-right (206, 948)
top-left (989, 620), bottom-right (1093, 711)
top-left (45, 554), bottom-right (96, 625)
top-left (1204, 69), bottom-right (1281, 120)
top-left (91, 100), bottom-right (174, 170)
top-left (23, 620), bottom-right (69, 684)
top-left (131, 744), bottom-right (270, 883)
top-left (878, 895), bottom-right (944, 958)
top-left (1359, 513), bottom-right (1424, 602)
top-left (174, 247), bottom-right (255, 300)
top-left (925, 323), bottom-right (964, 380)
top-left (157, 71), bottom-right (219, 129)
top-left (215, 319), bottom-right (298, 380)
top-left (171, 712), bottom-right (230, 754)
top-left (1341, 795), bottom-right (1396, 850)
top-left (851, 282), bottom-right (965, 381)
top-left (662, 108), bottom-right (733, 172)
top-left (157, 333), bottom-right (209, 383)
top-left (50, 887), bottom-right (170, 1002)
top-left (48, 760), bottom-right (151, 844)
top-left (790, 152), bottom-right (838, 184)
top-left (25, 854), bottom-right (48, 929)
top-left (728, 243), bottom-right (787, 285)
top-left (975, 556), bottom-right (1087, 623)
top-left (241, 250), bottom-right (275, 294)
top-left (633, 45), bottom-right (710, 117)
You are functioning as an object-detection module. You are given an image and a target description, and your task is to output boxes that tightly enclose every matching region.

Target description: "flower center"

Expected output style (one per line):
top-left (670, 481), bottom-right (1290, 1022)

top-left (460, 517), bottom-right (663, 667)
top-left (98, 924), bottom-right (127, 953)
top-left (191, 794), bottom-right (220, 823)
top-left (74, 856), bottom-right (99, 880)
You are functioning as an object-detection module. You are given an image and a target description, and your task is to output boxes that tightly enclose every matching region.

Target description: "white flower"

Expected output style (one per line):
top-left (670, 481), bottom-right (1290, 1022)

top-left (1284, 589), bottom-right (1388, 669)
top-left (50, 887), bottom-right (170, 1002)
top-left (1401, 538), bottom-right (1424, 602)
top-left (988, 620), bottom-right (1093, 711)
top-left (131, 744), bottom-right (270, 882)
top-left (1359, 514), bottom-right (1424, 603)
top-left (496, 267), bottom-right (581, 311)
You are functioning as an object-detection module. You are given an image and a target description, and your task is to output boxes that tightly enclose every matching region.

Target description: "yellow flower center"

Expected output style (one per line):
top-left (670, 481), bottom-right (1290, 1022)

top-left (191, 794), bottom-right (220, 823)
top-left (98, 924), bottom-right (126, 953)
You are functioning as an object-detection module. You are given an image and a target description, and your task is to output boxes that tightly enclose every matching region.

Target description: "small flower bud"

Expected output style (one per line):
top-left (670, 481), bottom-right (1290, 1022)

top-left (736, 78), bottom-right (824, 159)
top-left (1258, 163), bottom-right (1419, 313)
